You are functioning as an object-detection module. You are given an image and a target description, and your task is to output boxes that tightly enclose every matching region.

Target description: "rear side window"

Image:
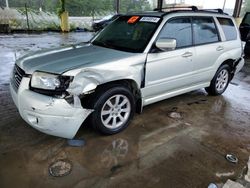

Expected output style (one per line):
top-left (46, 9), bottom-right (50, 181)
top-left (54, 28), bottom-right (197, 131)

top-left (193, 17), bottom-right (219, 45)
top-left (158, 17), bottom-right (192, 48)
top-left (217, 18), bottom-right (237, 41)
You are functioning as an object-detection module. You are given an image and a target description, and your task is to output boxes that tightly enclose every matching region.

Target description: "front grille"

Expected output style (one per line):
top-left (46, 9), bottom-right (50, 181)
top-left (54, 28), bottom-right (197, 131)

top-left (11, 64), bottom-right (25, 91)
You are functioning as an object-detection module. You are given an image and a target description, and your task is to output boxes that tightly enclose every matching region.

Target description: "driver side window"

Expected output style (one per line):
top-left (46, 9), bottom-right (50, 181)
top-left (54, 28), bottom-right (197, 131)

top-left (158, 17), bottom-right (192, 49)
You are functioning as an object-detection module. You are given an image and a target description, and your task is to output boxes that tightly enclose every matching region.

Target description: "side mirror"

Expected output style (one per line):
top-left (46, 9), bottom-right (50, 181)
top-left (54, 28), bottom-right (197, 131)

top-left (155, 38), bottom-right (176, 51)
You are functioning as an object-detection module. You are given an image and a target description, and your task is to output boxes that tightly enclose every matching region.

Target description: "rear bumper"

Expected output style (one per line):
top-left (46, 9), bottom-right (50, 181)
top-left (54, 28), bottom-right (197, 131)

top-left (10, 77), bottom-right (93, 139)
top-left (236, 57), bottom-right (245, 74)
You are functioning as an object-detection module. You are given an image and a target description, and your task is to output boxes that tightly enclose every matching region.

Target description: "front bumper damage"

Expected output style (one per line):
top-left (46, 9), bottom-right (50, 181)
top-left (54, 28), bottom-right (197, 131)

top-left (10, 77), bottom-right (93, 139)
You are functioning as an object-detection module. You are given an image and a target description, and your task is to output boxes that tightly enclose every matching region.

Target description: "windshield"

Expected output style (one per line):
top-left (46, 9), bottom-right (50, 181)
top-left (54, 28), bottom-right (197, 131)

top-left (92, 16), bottom-right (161, 53)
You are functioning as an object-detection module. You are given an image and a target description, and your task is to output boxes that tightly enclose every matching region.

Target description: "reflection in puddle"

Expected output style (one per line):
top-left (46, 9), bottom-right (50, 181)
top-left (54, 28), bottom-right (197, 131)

top-left (211, 98), bottom-right (224, 113)
top-left (100, 138), bottom-right (129, 168)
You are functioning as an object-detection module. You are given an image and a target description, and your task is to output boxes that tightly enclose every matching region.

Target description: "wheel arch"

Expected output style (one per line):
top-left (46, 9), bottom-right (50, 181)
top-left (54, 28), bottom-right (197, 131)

top-left (221, 59), bottom-right (234, 69)
top-left (220, 58), bottom-right (239, 80)
top-left (81, 79), bottom-right (143, 114)
top-left (205, 63), bottom-right (231, 96)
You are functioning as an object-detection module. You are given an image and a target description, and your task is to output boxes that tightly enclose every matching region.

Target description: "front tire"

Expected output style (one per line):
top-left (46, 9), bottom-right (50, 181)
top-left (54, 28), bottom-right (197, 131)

top-left (90, 86), bottom-right (135, 135)
top-left (205, 64), bottom-right (231, 96)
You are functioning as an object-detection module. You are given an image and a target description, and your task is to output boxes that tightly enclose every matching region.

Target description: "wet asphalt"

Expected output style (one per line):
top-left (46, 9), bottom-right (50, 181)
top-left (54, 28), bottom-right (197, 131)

top-left (0, 33), bottom-right (250, 188)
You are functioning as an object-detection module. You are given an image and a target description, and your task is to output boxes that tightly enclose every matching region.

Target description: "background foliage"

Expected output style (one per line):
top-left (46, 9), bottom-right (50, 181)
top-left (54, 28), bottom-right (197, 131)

top-left (0, 0), bottom-right (152, 16)
top-left (242, 0), bottom-right (250, 13)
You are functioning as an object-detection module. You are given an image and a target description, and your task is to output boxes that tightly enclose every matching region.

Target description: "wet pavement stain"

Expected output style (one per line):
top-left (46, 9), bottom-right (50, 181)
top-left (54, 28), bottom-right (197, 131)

top-left (110, 164), bottom-right (123, 174)
top-left (187, 99), bottom-right (208, 106)
top-left (0, 33), bottom-right (250, 188)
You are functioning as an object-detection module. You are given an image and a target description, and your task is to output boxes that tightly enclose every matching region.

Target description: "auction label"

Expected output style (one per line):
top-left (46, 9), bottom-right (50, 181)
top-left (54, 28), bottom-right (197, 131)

top-left (140, 17), bottom-right (160, 23)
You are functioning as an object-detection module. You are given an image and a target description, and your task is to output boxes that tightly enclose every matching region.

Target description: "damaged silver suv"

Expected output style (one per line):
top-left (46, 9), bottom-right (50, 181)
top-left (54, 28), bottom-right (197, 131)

top-left (10, 7), bottom-right (245, 138)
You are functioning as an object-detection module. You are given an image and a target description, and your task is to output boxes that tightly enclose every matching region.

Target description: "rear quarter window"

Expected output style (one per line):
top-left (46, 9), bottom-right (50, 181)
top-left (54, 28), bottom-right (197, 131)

top-left (217, 17), bottom-right (237, 41)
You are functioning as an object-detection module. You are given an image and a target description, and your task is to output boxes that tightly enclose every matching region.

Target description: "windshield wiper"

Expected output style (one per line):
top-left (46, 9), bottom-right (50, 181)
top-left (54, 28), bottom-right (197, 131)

top-left (92, 40), bottom-right (116, 50)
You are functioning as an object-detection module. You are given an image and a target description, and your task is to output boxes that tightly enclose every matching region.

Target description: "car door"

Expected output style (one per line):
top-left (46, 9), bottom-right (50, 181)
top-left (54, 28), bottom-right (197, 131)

top-left (142, 17), bottom-right (195, 104)
top-left (191, 16), bottom-right (223, 84)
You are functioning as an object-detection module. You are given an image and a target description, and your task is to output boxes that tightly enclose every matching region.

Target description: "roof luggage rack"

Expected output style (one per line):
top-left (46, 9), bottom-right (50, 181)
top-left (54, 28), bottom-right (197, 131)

top-left (154, 5), bottom-right (198, 11)
top-left (154, 6), bottom-right (227, 15)
top-left (201, 8), bottom-right (228, 15)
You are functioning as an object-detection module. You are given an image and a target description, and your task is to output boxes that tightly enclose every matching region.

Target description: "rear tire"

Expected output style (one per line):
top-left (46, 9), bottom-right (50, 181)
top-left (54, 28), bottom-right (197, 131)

top-left (205, 64), bottom-right (231, 96)
top-left (90, 86), bottom-right (135, 135)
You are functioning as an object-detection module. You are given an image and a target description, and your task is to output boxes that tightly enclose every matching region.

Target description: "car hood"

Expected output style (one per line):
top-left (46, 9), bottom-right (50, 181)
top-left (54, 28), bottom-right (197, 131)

top-left (17, 44), bottom-right (139, 74)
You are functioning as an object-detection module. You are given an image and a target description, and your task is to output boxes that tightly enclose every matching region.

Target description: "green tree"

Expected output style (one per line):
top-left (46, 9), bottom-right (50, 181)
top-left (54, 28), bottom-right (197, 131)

top-left (242, 0), bottom-right (250, 15)
top-left (7, 0), bottom-right (59, 12)
top-left (120, 0), bottom-right (151, 13)
top-left (42, 0), bottom-right (60, 13)
top-left (5, 0), bottom-right (152, 16)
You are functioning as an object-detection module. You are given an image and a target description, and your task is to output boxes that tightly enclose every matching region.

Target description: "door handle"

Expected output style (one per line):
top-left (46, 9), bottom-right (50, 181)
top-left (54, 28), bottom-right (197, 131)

top-left (182, 52), bottom-right (193, 58)
top-left (216, 46), bottom-right (224, 51)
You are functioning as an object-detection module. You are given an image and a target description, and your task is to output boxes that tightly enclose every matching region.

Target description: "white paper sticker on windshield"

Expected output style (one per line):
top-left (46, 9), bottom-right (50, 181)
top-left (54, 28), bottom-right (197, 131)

top-left (140, 17), bottom-right (160, 23)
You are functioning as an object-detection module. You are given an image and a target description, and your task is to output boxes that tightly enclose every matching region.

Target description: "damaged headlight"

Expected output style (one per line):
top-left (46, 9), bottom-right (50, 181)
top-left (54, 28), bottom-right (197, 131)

top-left (30, 71), bottom-right (72, 95)
top-left (31, 72), bottom-right (61, 90)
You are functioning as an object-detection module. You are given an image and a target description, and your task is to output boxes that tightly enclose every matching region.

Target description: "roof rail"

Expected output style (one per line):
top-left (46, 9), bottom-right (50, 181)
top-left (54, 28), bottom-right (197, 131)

top-left (154, 5), bottom-right (198, 12)
top-left (154, 6), bottom-right (227, 15)
top-left (201, 9), bottom-right (226, 14)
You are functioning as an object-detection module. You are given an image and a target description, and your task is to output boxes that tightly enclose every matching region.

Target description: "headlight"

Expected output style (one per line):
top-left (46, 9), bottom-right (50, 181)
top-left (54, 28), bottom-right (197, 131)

top-left (31, 72), bottom-right (61, 90)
